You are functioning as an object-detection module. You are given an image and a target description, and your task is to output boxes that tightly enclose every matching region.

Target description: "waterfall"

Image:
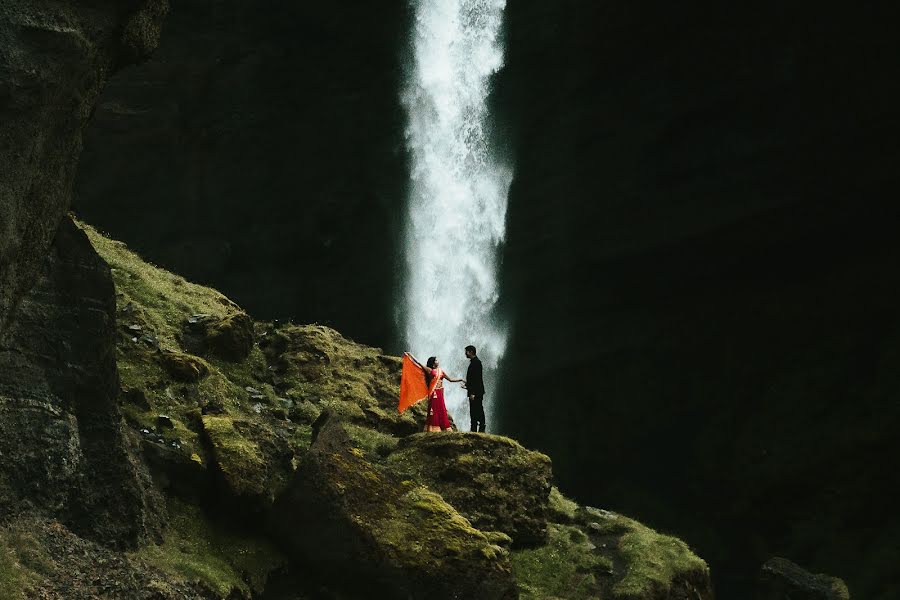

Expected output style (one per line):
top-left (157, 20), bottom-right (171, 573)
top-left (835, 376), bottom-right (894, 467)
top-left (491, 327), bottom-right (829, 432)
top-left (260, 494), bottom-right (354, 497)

top-left (401, 0), bottom-right (511, 429)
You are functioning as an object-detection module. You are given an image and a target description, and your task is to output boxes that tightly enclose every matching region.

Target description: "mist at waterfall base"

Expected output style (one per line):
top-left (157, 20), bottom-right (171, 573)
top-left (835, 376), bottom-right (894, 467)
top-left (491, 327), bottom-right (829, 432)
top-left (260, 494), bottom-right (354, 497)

top-left (400, 0), bottom-right (512, 428)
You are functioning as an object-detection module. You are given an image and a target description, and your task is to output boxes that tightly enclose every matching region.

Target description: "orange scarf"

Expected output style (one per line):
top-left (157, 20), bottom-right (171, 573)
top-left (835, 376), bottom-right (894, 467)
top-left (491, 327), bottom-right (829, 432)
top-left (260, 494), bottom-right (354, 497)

top-left (398, 355), bottom-right (438, 413)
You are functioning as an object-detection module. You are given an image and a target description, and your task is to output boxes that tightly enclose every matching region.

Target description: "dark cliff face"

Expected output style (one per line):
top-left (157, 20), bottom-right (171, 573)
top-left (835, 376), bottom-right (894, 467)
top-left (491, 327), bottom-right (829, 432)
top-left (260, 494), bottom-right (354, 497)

top-left (0, 0), bottom-right (167, 333)
top-left (0, 0), bottom-right (168, 545)
top-left (494, 3), bottom-right (900, 597)
top-left (74, 0), bottom-right (410, 348)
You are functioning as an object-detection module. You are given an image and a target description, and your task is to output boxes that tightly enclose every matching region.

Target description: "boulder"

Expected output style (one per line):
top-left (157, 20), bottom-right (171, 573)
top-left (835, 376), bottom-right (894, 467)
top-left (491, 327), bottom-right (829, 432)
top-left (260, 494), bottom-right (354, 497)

top-left (271, 421), bottom-right (517, 599)
top-left (200, 414), bottom-right (293, 509)
top-left (758, 557), bottom-right (850, 600)
top-left (182, 312), bottom-right (254, 362)
top-left (388, 432), bottom-right (553, 547)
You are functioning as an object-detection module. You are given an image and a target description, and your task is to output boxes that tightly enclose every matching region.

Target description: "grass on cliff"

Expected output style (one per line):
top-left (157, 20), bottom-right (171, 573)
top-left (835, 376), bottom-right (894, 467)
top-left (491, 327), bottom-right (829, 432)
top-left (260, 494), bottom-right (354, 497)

top-left (512, 522), bottom-right (612, 599)
top-left (78, 220), bottom-right (236, 348)
top-left (603, 514), bottom-right (708, 597)
top-left (132, 498), bottom-right (284, 597)
top-left (0, 524), bottom-right (53, 598)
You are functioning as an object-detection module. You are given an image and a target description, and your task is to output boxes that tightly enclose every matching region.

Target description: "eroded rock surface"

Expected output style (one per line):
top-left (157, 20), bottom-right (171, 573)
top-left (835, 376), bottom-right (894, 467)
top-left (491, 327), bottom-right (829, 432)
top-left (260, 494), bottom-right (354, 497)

top-left (0, 219), bottom-right (162, 546)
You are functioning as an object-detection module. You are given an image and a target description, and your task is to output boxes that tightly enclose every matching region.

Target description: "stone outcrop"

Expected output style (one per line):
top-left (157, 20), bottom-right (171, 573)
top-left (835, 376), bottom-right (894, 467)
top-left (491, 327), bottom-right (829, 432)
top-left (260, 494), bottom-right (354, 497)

top-left (758, 558), bottom-right (850, 600)
top-left (0, 218), bottom-right (162, 546)
top-left (0, 0), bottom-right (168, 333)
top-left (388, 432), bottom-right (553, 547)
top-left (1, 0), bottom-right (169, 549)
top-left (272, 421), bottom-right (518, 600)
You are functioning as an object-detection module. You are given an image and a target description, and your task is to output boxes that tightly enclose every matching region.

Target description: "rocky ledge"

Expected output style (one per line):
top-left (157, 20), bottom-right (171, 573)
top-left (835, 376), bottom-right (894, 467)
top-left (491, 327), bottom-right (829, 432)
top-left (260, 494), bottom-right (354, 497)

top-left (0, 221), bottom-right (716, 599)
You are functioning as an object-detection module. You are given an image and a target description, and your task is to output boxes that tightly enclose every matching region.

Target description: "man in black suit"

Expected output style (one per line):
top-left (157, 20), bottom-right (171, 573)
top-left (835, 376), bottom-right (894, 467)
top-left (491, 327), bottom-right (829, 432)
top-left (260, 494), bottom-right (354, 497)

top-left (464, 345), bottom-right (486, 432)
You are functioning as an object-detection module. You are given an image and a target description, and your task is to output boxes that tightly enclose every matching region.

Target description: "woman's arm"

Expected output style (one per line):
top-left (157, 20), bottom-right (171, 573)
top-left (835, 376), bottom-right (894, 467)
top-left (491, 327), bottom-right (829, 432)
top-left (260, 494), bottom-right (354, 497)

top-left (404, 352), bottom-right (429, 373)
top-left (444, 374), bottom-right (465, 384)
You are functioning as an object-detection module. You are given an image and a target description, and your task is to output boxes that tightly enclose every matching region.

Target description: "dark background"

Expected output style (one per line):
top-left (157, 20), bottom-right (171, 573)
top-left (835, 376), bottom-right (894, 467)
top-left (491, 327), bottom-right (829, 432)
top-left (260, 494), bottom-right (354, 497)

top-left (74, 2), bottom-right (900, 597)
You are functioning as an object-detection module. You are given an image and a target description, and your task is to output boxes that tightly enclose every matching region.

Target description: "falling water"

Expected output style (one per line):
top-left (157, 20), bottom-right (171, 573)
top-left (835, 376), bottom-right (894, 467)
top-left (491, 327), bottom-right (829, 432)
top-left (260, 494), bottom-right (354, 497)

top-left (401, 0), bottom-right (511, 428)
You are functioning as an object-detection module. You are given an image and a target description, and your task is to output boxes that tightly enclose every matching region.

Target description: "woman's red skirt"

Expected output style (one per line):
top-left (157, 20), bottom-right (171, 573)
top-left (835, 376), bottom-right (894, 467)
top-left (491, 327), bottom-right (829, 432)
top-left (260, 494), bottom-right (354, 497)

top-left (425, 387), bottom-right (451, 431)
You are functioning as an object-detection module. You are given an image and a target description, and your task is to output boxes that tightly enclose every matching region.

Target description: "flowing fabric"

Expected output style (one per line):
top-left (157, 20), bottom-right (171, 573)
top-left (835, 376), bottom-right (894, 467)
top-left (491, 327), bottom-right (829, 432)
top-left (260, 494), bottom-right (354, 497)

top-left (425, 368), bottom-right (451, 431)
top-left (398, 355), bottom-right (437, 413)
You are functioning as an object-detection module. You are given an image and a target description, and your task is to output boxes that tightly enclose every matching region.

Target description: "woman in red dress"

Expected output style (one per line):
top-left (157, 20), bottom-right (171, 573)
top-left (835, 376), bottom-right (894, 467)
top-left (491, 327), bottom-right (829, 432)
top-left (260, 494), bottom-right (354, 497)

top-left (405, 353), bottom-right (465, 432)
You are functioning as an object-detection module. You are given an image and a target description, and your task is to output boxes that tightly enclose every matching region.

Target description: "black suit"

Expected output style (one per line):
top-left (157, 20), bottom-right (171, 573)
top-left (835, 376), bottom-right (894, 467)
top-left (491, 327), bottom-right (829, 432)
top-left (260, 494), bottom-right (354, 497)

top-left (466, 356), bottom-right (486, 432)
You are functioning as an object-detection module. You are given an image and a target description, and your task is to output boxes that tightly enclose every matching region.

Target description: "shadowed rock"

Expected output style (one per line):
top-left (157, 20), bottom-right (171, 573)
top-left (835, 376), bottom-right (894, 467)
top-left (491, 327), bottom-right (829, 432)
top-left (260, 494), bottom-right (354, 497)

top-left (0, 0), bottom-right (168, 333)
top-left (758, 557), bottom-right (850, 600)
top-left (272, 421), bottom-right (517, 600)
top-left (0, 219), bottom-right (162, 546)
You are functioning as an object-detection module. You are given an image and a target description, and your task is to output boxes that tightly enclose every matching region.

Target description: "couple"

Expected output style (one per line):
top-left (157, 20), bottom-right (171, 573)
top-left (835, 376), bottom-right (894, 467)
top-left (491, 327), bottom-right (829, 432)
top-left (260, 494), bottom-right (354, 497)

top-left (404, 346), bottom-right (486, 433)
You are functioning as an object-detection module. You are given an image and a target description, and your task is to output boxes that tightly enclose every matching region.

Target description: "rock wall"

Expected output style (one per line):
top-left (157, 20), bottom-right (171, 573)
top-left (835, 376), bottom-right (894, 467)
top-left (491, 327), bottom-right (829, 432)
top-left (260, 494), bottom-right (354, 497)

top-left (73, 0), bottom-right (409, 347)
top-left (494, 3), bottom-right (900, 597)
top-left (0, 0), bottom-right (168, 545)
top-left (0, 0), bottom-right (167, 332)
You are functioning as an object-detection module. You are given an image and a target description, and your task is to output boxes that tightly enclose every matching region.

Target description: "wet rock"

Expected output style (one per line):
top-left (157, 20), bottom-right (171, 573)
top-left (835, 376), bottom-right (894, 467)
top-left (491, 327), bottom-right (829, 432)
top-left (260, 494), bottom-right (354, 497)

top-left (758, 557), bottom-right (850, 600)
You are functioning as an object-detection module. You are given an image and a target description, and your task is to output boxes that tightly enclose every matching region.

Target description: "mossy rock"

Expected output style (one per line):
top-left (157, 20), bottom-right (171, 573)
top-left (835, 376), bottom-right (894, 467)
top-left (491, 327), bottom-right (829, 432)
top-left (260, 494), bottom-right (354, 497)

top-left (158, 351), bottom-right (210, 382)
top-left (256, 323), bottom-right (427, 435)
top-left (182, 312), bottom-right (255, 362)
top-left (512, 494), bottom-right (712, 600)
top-left (387, 432), bottom-right (553, 547)
top-left (271, 422), bottom-right (517, 600)
top-left (201, 415), bottom-right (293, 507)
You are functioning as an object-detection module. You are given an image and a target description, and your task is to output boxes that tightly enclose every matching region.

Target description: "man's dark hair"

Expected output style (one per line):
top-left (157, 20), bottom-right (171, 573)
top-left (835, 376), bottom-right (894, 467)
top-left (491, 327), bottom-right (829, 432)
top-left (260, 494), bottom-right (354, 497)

top-left (465, 345), bottom-right (476, 354)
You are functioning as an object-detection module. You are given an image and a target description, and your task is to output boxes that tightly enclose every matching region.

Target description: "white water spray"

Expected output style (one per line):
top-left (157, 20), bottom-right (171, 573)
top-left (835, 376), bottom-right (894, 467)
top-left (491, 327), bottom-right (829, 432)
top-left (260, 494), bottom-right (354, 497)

top-left (401, 0), bottom-right (511, 428)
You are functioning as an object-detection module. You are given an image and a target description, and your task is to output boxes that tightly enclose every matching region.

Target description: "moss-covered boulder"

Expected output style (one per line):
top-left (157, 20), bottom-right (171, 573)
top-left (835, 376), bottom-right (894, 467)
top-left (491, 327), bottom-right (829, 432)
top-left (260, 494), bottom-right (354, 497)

top-left (512, 490), bottom-right (713, 600)
top-left (272, 422), bottom-right (517, 599)
top-left (182, 312), bottom-right (255, 362)
top-left (387, 432), bottom-right (553, 547)
top-left (758, 557), bottom-right (850, 600)
top-left (201, 414), bottom-right (293, 508)
top-left (158, 350), bottom-right (211, 382)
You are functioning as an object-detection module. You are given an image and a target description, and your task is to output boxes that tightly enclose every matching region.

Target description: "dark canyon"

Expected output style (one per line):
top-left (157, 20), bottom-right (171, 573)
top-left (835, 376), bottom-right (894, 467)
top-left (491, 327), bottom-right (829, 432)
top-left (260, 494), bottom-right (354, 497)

top-left (70, 2), bottom-right (900, 598)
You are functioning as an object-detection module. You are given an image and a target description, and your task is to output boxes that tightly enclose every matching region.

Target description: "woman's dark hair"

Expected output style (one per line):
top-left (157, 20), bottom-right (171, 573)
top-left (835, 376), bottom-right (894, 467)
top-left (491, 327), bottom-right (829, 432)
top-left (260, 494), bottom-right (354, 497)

top-left (425, 356), bottom-right (437, 386)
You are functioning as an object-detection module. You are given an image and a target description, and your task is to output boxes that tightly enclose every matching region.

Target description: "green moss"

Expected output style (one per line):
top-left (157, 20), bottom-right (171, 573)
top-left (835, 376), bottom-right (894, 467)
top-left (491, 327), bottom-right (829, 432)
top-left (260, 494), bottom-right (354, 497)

top-left (344, 423), bottom-right (399, 459)
top-left (590, 512), bottom-right (708, 598)
top-left (549, 486), bottom-right (579, 522)
top-left (0, 542), bottom-right (28, 599)
top-left (511, 523), bottom-right (611, 599)
top-left (80, 222), bottom-right (237, 351)
top-left (132, 498), bottom-right (284, 597)
top-left (201, 415), bottom-right (268, 498)
top-left (0, 525), bottom-right (53, 598)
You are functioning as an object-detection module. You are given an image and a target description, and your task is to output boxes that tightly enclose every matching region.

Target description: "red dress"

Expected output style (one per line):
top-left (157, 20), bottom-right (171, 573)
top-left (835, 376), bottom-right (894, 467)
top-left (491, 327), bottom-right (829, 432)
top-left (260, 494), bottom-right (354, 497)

top-left (425, 368), bottom-right (451, 431)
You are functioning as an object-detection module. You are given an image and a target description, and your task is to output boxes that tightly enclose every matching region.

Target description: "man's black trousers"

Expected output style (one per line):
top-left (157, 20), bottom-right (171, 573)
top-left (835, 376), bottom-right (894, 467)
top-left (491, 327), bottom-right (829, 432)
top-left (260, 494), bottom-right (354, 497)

top-left (470, 394), bottom-right (485, 432)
